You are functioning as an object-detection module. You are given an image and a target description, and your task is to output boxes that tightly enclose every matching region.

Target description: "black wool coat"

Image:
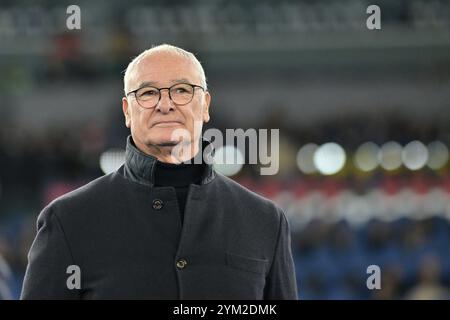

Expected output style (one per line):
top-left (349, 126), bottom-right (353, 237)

top-left (21, 136), bottom-right (298, 300)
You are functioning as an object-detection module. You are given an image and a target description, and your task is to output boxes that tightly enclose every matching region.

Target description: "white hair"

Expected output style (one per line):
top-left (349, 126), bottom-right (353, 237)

top-left (123, 44), bottom-right (207, 95)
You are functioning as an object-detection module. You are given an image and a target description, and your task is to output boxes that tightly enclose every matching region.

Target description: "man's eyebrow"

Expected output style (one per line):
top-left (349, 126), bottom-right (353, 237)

top-left (136, 80), bottom-right (158, 88)
top-left (171, 78), bottom-right (192, 84)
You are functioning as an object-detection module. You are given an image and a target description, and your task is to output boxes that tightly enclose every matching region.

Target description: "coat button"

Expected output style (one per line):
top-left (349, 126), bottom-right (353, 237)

top-left (152, 199), bottom-right (164, 210)
top-left (176, 258), bottom-right (188, 269)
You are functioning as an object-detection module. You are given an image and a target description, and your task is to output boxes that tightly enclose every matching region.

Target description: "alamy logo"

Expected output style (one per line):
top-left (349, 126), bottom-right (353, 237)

top-left (366, 265), bottom-right (381, 290)
top-left (366, 5), bottom-right (381, 30)
top-left (66, 265), bottom-right (81, 290)
top-left (66, 5), bottom-right (81, 30)
top-left (170, 122), bottom-right (280, 175)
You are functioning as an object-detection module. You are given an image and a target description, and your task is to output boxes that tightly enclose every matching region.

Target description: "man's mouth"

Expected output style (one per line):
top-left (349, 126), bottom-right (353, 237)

top-left (153, 121), bottom-right (183, 128)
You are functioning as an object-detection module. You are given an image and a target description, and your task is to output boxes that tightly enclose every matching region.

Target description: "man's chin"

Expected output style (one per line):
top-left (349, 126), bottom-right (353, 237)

top-left (151, 136), bottom-right (184, 147)
top-left (149, 133), bottom-right (192, 148)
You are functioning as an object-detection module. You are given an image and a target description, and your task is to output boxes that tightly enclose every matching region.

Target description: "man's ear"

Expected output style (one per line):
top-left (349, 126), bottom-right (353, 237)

top-left (122, 97), bottom-right (131, 128)
top-left (202, 91), bottom-right (211, 123)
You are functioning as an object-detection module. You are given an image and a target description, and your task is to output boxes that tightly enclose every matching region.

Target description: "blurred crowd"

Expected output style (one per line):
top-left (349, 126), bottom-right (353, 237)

top-left (293, 217), bottom-right (450, 299)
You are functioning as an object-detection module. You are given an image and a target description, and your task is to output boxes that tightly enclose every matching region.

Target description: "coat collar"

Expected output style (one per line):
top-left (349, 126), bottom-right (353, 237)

top-left (123, 135), bottom-right (216, 187)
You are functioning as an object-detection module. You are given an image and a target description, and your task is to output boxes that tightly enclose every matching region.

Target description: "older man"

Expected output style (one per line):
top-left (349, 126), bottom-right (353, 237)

top-left (21, 44), bottom-right (298, 300)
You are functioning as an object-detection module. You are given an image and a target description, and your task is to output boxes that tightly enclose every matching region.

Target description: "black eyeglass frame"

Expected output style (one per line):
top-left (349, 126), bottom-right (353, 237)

top-left (125, 82), bottom-right (206, 108)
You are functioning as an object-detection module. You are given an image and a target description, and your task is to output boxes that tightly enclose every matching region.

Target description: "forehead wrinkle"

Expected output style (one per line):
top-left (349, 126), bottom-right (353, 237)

top-left (132, 65), bottom-right (199, 90)
top-left (136, 78), bottom-right (197, 89)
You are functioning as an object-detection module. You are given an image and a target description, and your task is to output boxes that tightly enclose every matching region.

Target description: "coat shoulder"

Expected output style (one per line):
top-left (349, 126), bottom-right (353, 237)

top-left (43, 170), bottom-right (121, 218)
top-left (213, 173), bottom-right (285, 220)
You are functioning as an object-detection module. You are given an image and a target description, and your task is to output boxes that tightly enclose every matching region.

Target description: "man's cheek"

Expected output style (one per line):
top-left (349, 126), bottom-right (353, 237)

top-left (139, 113), bottom-right (151, 128)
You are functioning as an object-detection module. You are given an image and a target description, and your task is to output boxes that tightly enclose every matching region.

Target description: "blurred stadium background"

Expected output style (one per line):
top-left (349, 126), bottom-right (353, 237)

top-left (0, 0), bottom-right (450, 299)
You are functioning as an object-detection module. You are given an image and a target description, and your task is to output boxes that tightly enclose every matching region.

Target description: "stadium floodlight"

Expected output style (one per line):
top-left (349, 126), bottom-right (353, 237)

top-left (313, 142), bottom-right (346, 175)
top-left (354, 142), bottom-right (380, 172)
top-left (213, 145), bottom-right (244, 177)
top-left (379, 141), bottom-right (402, 171)
top-left (296, 143), bottom-right (318, 174)
top-left (99, 149), bottom-right (126, 175)
top-left (402, 141), bottom-right (428, 171)
top-left (427, 141), bottom-right (449, 170)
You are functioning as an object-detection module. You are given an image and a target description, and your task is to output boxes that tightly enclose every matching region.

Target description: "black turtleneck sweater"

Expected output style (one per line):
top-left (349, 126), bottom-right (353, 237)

top-left (153, 161), bottom-right (205, 224)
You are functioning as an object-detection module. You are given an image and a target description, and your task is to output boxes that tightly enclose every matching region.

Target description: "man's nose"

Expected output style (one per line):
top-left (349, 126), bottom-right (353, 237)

top-left (155, 89), bottom-right (175, 113)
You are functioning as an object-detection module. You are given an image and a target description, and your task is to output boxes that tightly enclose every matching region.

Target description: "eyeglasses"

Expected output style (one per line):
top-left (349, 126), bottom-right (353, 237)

top-left (126, 83), bottom-right (205, 109)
